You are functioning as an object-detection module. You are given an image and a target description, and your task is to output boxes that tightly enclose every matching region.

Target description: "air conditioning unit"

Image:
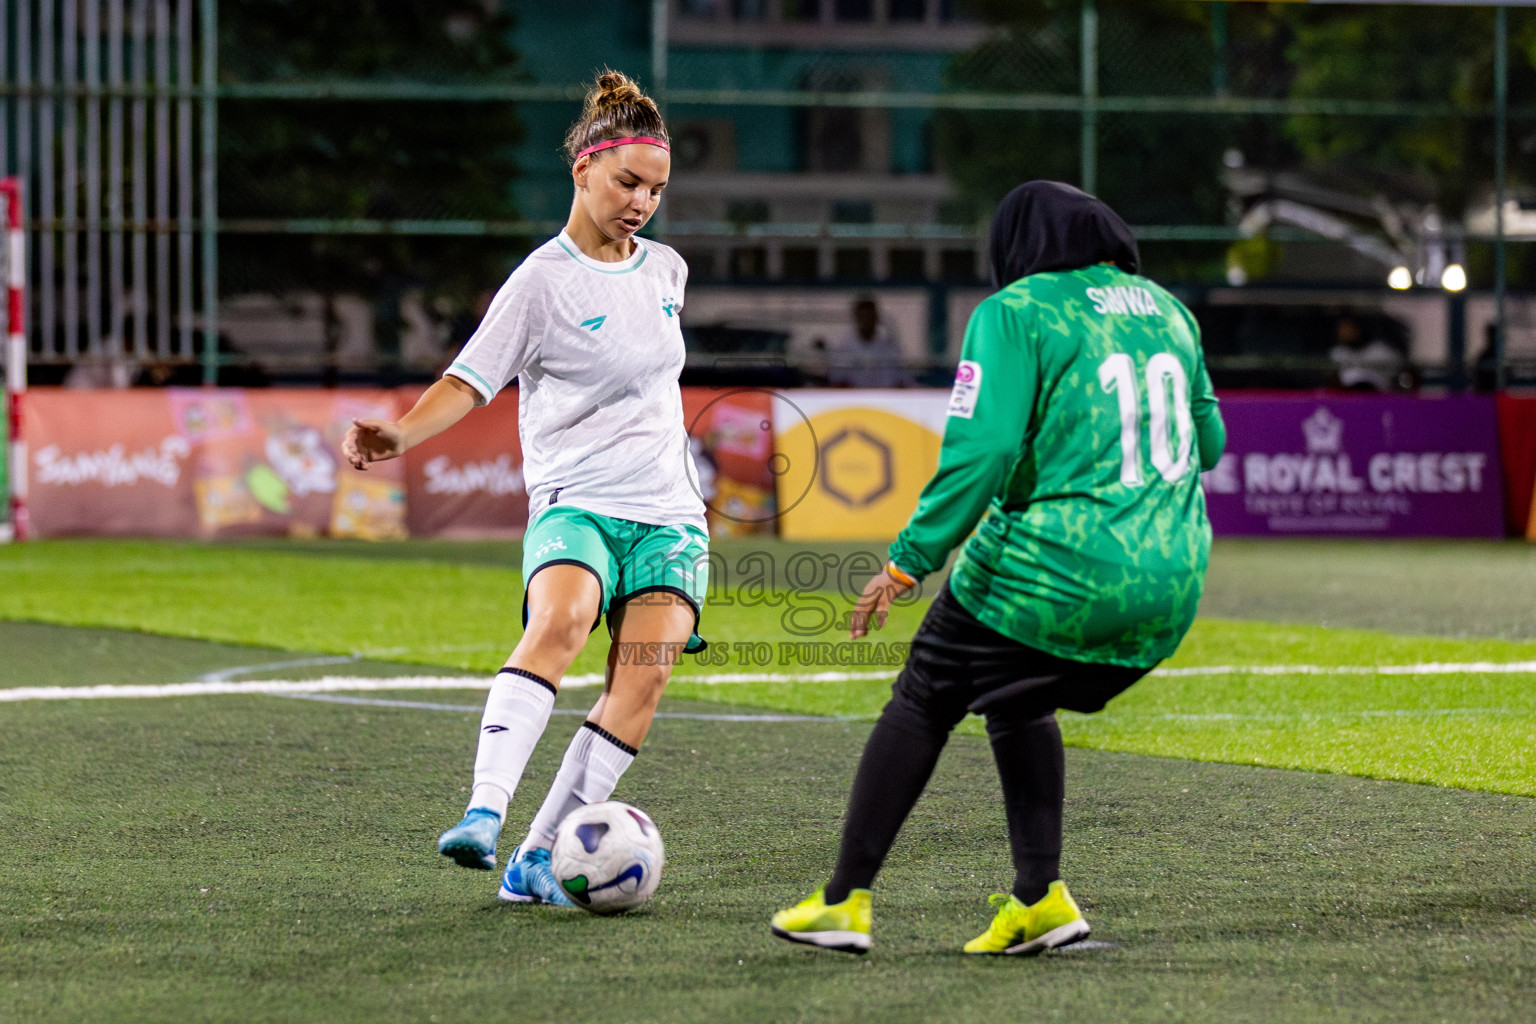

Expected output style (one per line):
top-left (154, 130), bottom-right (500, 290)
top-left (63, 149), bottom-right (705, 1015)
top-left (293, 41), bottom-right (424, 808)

top-left (671, 119), bottom-right (737, 173)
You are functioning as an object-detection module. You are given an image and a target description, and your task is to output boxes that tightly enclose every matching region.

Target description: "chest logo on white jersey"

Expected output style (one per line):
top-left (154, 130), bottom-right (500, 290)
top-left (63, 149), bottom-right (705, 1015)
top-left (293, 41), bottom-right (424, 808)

top-left (661, 296), bottom-right (680, 318)
top-left (580, 315), bottom-right (607, 332)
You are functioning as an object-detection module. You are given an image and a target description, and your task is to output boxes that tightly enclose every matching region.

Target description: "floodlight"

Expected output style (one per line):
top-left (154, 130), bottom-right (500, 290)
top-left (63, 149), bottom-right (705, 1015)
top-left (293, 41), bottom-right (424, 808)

top-left (1440, 264), bottom-right (1468, 292)
top-left (1387, 266), bottom-right (1413, 291)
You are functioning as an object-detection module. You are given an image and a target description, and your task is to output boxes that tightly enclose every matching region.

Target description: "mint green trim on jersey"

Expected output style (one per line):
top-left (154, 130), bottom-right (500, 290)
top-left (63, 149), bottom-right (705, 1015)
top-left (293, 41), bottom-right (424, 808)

top-left (888, 264), bottom-right (1225, 668)
top-left (446, 361), bottom-right (495, 397)
top-left (522, 505), bottom-right (710, 654)
top-left (554, 235), bottom-right (650, 275)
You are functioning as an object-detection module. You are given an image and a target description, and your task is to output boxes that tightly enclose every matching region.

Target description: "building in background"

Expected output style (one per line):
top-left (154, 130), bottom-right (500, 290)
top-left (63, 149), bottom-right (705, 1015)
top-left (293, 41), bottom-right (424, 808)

top-left (3, 0), bottom-right (1533, 387)
top-left (511, 1), bottom-right (984, 288)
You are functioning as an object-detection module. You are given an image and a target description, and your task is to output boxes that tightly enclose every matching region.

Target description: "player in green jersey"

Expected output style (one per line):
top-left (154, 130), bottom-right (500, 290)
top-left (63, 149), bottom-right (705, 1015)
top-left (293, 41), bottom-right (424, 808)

top-left (771, 181), bottom-right (1226, 956)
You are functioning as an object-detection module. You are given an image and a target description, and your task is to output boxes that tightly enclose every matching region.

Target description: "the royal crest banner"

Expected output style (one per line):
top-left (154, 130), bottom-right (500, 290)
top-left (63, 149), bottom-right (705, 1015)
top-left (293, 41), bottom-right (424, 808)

top-left (1201, 395), bottom-right (1504, 537)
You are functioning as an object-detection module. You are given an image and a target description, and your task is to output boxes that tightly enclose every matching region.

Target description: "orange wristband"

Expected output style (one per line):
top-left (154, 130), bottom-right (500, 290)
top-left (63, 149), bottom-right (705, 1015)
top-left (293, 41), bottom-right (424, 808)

top-left (885, 561), bottom-right (917, 588)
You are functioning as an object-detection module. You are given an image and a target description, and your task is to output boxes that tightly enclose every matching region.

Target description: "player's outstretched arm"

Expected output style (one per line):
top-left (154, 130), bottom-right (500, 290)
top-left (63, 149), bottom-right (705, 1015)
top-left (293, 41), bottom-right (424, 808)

top-left (342, 375), bottom-right (479, 470)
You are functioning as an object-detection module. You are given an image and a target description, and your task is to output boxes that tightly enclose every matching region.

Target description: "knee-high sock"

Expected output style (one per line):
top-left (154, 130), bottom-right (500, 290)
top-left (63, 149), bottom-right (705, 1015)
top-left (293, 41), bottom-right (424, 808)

top-left (522, 721), bottom-right (637, 850)
top-left (824, 692), bottom-right (951, 904)
top-left (467, 667), bottom-right (558, 819)
top-left (985, 711), bottom-right (1065, 906)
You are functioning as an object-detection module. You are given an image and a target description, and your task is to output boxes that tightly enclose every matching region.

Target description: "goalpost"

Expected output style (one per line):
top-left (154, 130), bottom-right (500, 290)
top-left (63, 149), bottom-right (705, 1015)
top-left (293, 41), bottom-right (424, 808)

top-left (0, 177), bottom-right (25, 543)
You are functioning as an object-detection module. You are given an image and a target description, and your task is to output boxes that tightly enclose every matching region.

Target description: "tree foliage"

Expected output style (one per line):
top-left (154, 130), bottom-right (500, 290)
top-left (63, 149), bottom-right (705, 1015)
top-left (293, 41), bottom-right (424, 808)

top-left (935, 1), bottom-right (1237, 230)
top-left (938, 2), bottom-right (1536, 286)
top-left (1275, 4), bottom-right (1536, 215)
top-left (219, 1), bottom-right (527, 323)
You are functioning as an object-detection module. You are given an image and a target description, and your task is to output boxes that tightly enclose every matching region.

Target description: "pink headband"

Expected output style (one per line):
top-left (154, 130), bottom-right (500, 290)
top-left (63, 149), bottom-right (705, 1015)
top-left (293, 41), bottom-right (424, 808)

top-left (575, 136), bottom-right (670, 162)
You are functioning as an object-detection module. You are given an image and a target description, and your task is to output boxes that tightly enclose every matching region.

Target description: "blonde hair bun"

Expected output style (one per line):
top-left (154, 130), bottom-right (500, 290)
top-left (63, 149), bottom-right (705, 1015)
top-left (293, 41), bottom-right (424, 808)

top-left (593, 71), bottom-right (646, 109)
top-left (565, 68), bottom-right (668, 164)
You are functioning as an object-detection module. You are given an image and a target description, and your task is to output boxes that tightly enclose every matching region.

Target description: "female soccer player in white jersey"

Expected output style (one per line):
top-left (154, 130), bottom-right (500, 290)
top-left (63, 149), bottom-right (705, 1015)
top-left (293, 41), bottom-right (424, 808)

top-left (341, 71), bottom-right (707, 906)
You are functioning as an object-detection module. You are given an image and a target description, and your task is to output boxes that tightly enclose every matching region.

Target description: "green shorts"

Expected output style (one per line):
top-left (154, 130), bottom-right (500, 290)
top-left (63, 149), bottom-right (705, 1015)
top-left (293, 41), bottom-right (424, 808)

top-left (521, 506), bottom-right (711, 654)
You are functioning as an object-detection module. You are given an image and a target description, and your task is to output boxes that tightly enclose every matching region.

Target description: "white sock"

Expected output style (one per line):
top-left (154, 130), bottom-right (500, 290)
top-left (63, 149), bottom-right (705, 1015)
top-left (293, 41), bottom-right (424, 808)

top-left (522, 722), bottom-right (637, 850)
top-left (466, 668), bottom-right (558, 819)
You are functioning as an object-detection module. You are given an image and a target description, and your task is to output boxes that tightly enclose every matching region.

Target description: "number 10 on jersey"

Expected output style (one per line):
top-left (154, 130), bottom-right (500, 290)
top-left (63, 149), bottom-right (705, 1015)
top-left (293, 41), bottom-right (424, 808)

top-left (1098, 353), bottom-right (1194, 486)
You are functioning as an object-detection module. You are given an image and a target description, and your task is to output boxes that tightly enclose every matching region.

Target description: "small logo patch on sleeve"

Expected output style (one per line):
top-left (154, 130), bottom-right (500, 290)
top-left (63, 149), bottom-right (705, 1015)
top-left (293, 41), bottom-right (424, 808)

top-left (947, 360), bottom-right (982, 419)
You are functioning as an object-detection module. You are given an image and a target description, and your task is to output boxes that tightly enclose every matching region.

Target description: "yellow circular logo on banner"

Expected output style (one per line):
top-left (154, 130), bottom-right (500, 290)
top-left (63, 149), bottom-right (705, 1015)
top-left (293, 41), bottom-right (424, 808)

top-left (776, 407), bottom-right (943, 541)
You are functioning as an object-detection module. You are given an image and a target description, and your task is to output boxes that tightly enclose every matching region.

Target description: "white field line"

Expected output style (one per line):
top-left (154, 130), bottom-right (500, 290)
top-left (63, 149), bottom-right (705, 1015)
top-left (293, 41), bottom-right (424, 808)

top-left (1084, 707), bottom-right (1529, 724)
top-left (4, 661), bottom-right (1536, 704)
top-left (272, 691), bottom-right (843, 722)
top-left (0, 676), bottom-right (490, 702)
top-left (1154, 661), bottom-right (1536, 677)
top-left (197, 655), bottom-right (361, 683)
top-left (0, 669), bottom-right (896, 702)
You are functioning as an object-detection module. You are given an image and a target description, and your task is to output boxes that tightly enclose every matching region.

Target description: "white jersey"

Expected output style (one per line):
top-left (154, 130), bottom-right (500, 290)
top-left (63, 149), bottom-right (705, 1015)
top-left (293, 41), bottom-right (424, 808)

top-left (446, 231), bottom-right (706, 530)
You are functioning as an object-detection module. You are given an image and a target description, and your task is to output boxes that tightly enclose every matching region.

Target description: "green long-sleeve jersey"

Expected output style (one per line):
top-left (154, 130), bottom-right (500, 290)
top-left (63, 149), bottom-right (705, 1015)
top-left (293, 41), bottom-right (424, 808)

top-left (888, 263), bottom-right (1226, 668)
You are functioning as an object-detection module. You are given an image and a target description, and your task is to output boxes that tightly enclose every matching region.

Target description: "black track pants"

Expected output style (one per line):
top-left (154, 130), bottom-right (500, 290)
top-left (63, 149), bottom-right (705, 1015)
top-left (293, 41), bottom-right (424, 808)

top-left (823, 585), bottom-right (1148, 906)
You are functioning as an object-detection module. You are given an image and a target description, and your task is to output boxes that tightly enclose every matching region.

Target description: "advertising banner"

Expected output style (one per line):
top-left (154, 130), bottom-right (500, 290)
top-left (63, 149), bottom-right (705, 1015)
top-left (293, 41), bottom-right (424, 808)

top-left (24, 386), bottom-right (779, 539)
top-left (179, 388), bottom-right (407, 540)
top-left (28, 389), bottom-right (198, 536)
top-left (773, 389), bottom-right (948, 541)
top-left (1495, 395), bottom-right (1536, 538)
top-left (682, 388), bottom-right (778, 536)
top-left (27, 388), bottom-right (406, 539)
top-left (398, 385), bottom-right (778, 539)
top-left (1201, 395), bottom-right (1504, 538)
top-left (399, 385), bottom-right (526, 539)
top-left (23, 388), bottom-right (1512, 541)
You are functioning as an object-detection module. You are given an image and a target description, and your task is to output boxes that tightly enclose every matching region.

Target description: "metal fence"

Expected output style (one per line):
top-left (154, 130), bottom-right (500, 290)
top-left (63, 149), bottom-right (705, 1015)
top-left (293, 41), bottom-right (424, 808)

top-left (1, 0), bottom-right (216, 381)
top-left (1, 0), bottom-right (1532, 385)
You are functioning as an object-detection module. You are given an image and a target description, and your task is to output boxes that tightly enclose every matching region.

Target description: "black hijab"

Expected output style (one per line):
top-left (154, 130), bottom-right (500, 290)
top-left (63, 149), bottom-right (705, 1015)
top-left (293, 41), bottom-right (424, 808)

top-left (987, 181), bottom-right (1140, 289)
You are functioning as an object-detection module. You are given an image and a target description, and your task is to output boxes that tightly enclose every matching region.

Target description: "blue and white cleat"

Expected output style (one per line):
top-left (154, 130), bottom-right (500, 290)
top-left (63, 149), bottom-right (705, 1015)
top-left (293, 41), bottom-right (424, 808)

top-left (498, 845), bottom-right (576, 907)
top-left (437, 808), bottom-right (502, 870)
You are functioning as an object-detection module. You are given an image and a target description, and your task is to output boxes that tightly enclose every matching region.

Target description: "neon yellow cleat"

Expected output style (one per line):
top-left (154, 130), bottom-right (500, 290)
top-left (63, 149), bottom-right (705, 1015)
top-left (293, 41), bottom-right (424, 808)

top-left (962, 881), bottom-right (1090, 956)
top-left (769, 887), bottom-right (873, 954)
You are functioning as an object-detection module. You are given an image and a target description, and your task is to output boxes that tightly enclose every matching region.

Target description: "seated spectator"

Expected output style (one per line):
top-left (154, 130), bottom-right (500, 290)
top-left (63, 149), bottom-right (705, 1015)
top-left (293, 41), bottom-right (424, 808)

top-left (827, 298), bottom-right (914, 389)
top-left (1329, 315), bottom-right (1408, 392)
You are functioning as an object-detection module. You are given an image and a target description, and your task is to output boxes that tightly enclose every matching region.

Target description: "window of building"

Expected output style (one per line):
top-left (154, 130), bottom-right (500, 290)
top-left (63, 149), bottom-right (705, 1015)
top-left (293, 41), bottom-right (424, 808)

top-left (800, 67), bottom-right (888, 174)
top-left (807, 108), bottom-right (863, 173)
top-left (731, 247), bottom-right (769, 280)
top-left (940, 249), bottom-right (978, 283)
top-left (678, 0), bottom-right (723, 18)
top-left (726, 200), bottom-right (771, 225)
top-left (888, 248), bottom-right (925, 280)
top-left (672, 120), bottom-right (738, 173)
top-left (831, 200), bottom-right (874, 224)
top-left (834, 0), bottom-right (874, 21)
top-left (782, 247), bottom-right (820, 280)
top-left (678, 249), bottom-right (717, 280)
top-left (834, 248), bottom-right (873, 280)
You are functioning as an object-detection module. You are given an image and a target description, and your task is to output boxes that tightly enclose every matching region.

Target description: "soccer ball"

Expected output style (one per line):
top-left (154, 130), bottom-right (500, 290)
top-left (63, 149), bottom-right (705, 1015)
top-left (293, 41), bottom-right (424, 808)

top-left (549, 801), bottom-right (665, 914)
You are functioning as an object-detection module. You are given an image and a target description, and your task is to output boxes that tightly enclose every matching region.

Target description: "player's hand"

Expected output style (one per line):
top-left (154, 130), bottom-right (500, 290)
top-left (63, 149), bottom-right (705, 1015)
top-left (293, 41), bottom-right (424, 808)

top-left (849, 567), bottom-right (914, 639)
top-left (342, 418), bottom-right (407, 470)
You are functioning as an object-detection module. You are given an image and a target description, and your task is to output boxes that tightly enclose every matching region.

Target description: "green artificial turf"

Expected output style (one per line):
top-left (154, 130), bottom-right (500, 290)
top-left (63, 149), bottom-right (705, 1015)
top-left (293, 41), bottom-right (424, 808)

top-left (0, 621), bottom-right (465, 689)
top-left (5, 539), bottom-right (1536, 795)
top-left (2, 690), bottom-right (1534, 1024)
top-left (0, 539), bottom-right (896, 677)
top-left (4, 540), bottom-right (1536, 1021)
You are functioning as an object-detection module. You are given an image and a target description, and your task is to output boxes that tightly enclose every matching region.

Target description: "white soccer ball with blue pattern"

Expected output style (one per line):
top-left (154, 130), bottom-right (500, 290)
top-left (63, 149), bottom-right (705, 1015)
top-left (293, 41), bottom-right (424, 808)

top-left (550, 801), bottom-right (665, 914)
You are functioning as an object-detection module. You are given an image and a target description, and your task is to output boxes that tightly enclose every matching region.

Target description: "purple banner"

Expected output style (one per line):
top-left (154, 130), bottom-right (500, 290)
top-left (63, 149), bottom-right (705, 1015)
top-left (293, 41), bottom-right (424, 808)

top-left (1201, 394), bottom-right (1504, 537)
